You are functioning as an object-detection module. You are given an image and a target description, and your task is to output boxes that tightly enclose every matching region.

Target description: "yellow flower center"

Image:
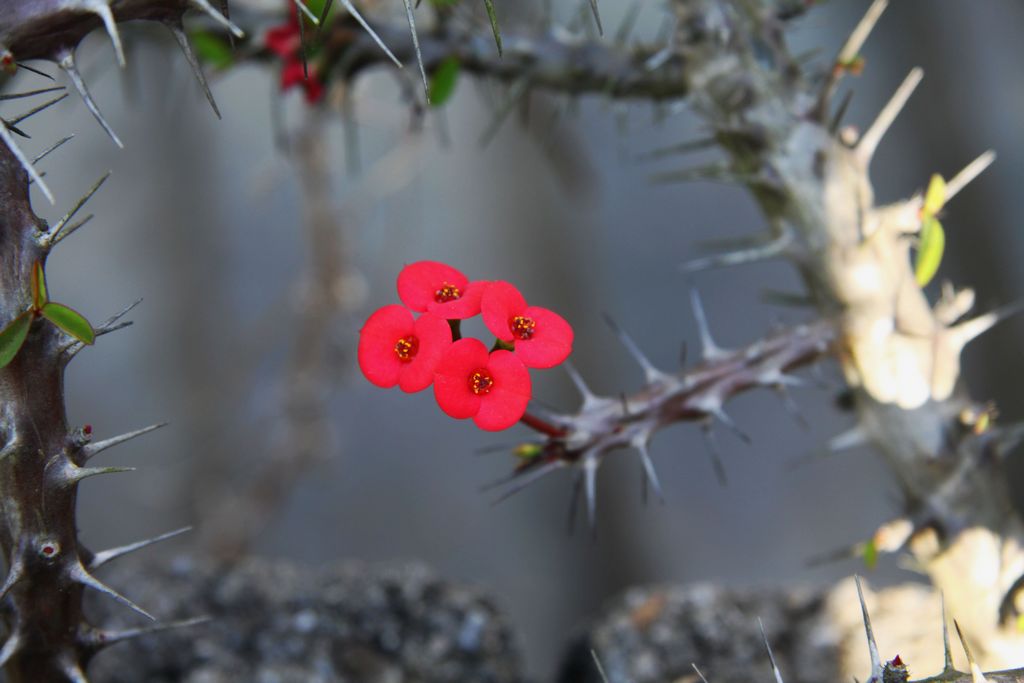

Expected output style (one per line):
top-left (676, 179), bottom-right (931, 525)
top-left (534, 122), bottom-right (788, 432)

top-left (510, 315), bottom-right (536, 340)
top-left (434, 282), bottom-right (462, 303)
top-left (393, 336), bottom-right (419, 362)
top-left (469, 370), bottom-right (494, 395)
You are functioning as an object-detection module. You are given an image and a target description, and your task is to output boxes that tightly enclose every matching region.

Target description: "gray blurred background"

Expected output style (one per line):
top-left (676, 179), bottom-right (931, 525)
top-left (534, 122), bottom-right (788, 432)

top-left (6, 0), bottom-right (1024, 678)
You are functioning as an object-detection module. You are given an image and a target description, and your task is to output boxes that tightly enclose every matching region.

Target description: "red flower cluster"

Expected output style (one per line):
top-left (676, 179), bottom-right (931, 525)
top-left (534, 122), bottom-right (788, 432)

top-left (358, 261), bottom-right (574, 431)
top-left (265, 5), bottom-right (324, 103)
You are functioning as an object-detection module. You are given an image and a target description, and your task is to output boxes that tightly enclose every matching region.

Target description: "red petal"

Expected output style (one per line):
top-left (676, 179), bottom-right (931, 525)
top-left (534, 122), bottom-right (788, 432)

top-left (265, 25), bottom-right (299, 57)
top-left (514, 306), bottom-right (573, 369)
top-left (303, 76), bottom-right (325, 104)
top-left (474, 350), bottom-right (531, 431)
top-left (427, 279), bottom-right (487, 319)
top-left (397, 261), bottom-right (469, 312)
top-left (481, 281), bottom-right (527, 341)
top-left (280, 60), bottom-right (305, 90)
top-left (358, 305), bottom-right (414, 388)
top-left (433, 338), bottom-right (489, 419)
top-left (397, 313), bottom-right (451, 393)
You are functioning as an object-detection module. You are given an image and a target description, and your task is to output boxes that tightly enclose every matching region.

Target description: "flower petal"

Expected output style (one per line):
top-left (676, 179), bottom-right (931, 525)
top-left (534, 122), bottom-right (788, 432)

top-left (427, 280), bottom-right (487, 319)
top-left (481, 281), bottom-right (527, 341)
top-left (433, 338), bottom-right (489, 419)
top-left (397, 261), bottom-right (469, 313)
top-left (397, 313), bottom-right (452, 393)
top-left (358, 305), bottom-right (414, 388)
top-left (514, 306), bottom-right (573, 369)
top-left (473, 350), bottom-right (532, 431)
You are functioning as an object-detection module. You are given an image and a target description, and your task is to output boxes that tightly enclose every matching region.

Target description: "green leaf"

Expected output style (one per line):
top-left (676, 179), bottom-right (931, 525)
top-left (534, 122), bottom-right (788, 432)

top-left (31, 261), bottom-right (47, 310)
top-left (915, 216), bottom-right (945, 287)
top-left (922, 173), bottom-right (947, 217)
top-left (429, 57), bottom-right (460, 107)
top-left (0, 312), bottom-right (32, 369)
top-left (41, 303), bottom-right (94, 345)
top-left (513, 443), bottom-right (542, 460)
top-left (862, 537), bottom-right (877, 570)
top-left (190, 31), bottom-right (234, 70)
top-left (482, 0), bottom-right (502, 56)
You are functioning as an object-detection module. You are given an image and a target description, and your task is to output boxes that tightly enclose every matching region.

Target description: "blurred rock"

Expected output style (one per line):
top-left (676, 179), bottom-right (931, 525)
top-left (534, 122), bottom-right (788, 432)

top-left (558, 583), bottom-right (841, 683)
top-left (85, 555), bottom-right (524, 683)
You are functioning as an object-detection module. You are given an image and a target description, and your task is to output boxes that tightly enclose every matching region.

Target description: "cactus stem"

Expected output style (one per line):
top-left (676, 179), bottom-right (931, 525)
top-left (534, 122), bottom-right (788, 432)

top-left (0, 123), bottom-right (55, 202)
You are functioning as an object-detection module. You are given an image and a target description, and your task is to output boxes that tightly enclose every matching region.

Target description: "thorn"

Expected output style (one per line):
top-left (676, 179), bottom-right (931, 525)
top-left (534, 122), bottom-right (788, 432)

top-left (70, 563), bottom-right (155, 621)
top-left (566, 470), bottom-right (583, 535)
top-left (90, 526), bottom-right (192, 569)
top-left (689, 289), bottom-right (726, 359)
top-left (680, 232), bottom-right (793, 272)
top-left (86, 0), bottom-right (127, 67)
top-left (45, 171), bottom-right (111, 246)
top-left (602, 314), bottom-right (665, 383)
top-left (82, 422), bottom-right (168, 461)
top-left (708, 406), bottom-right (750, 444)
top-left (0, 632), bottom-right (20, 668)
top-left (7, 92), bottom-right (69, 126)
top-left (58, 51), bottom-right (124, 148)
top-left (31, 134), bottom-right (74, 164)
top-left (633, 437), bottom-right (664, 503)
top-left (401, 0), bottom-right (429, 102)
top-left (584, 454), bottom-right (599, 530)
top-left (166, 22), bottom-right (221, 119)
top-left (700, 422), bottom-right (729, 486)
top-left (479, 76), bottom-right (532, 146)
top-left (614, 0), bottom-right (642, 45)
top-left (855, 575), bottom-right (883, 682)
top-left (15, 63), bottom-right (54, 80)
top-left (691, 664), bottom-right (710, 683)
top-left (318, 0), bottom-right (335, 30)
top-left (856, 68), bottom-right (923, 166)
top-left (0, 86), bottom-right (65, 101)
top-left (0, 125), bottom-right (55, 203)
top-left (816, 0), bottom-right (888, 119)
top-left (564, 361), bottom-right (600, 406)
top-left (829, 427), bottom-right (868, 452)
top-left (829, 90), bottom-right (854, 134)
top-left (758, 618), bottom-right (785, 683)
top-left (591, 650), bottom-right (610, 683)
top-left (945, 150), bottom-right (996, 202)
top-left (587, 0), bottom-right (603, 35)
top-left (635, 137), bottom-right (717, 162)
top-left (338, 0), bottom-right (403, 68)
top-left (189, 0), bottom-right (245, 38)
top-left (0, 558), bottom-right (25, 602)
top-left (58, 659), bottom-right (88, 683)
top-left (84, 616), bottom-right (211, 651)
top-left (954, 621), bottom-right (988, 683)
top-left (50, 214), bottom-right (93, 247)
top-left (292, 0), bottom-right (320, 25)
top-left (62, 464), bottom-right (136, 485)
top-left (486, 460), bottom-right (565, 505)
top-left (940, 593), bottom-right (954, 674)
top-left (775, 385), bottom-right (809, 430)
top-left (948, 301), bottom-right (1024, 351)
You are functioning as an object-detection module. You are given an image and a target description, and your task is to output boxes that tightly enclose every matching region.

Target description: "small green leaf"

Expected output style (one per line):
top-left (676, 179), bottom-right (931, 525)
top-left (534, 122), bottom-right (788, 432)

top-left (513, 443), bottom-right (542, 460)
top-left (915, 216), bottom-right (945, 287)
top-left (862, 537), bottom-right (877, 570)
top-left (190, 31), bottom-right (234, 70)
top-left (429, 57), bottom-right (460, 107)
top-left (922, 173), bottom-right (947, 217)
top-left (482, 0), bottom-right (502, 56)
top-left (0, 312), bottom-right (32, 369)
top-left (41, 303), bottom-right (94, 345)
top-left (31, 261), bottom-right (47, 310)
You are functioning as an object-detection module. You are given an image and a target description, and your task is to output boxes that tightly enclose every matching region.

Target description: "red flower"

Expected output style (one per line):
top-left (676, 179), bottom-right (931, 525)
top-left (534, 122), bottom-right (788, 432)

top-left (434, 338), bottom-right (531, 431)
top-left (481, 281), bottom-right (573, 369)
top-left (358, 305), bottom-right (451, 393)
top-left (280, 60), bottom-right (324, 103)
top-left (397, 261), bottom-right (486, 320)
top-left (265, 6), bottom-right (301, 58)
